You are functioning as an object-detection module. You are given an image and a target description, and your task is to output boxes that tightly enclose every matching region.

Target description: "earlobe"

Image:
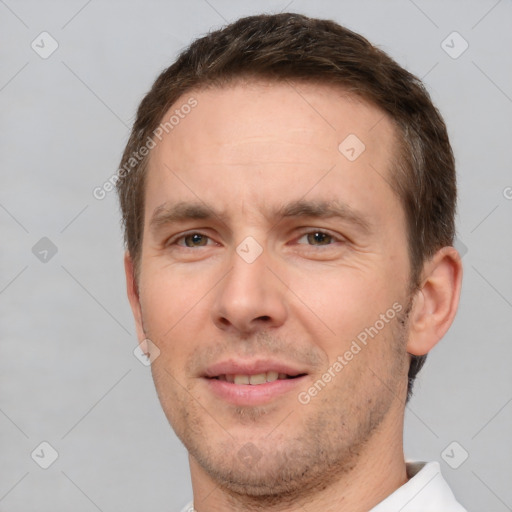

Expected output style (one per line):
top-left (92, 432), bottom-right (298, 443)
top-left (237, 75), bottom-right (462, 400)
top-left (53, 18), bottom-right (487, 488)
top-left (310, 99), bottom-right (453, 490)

top-left (124, 252), bottom-right (146, 342)
top-left (406, 246), bottom-right (463, 356)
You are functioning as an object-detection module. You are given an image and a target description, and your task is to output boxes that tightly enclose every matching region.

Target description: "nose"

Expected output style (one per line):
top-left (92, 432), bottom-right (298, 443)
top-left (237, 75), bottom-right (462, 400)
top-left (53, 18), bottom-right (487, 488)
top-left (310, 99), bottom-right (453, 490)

top-left (211, 244), bottom-right (288, 335)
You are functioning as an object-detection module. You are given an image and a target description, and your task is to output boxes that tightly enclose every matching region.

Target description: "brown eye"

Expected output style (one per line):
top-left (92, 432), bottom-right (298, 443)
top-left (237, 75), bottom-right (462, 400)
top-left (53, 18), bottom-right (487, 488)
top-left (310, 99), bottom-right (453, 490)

top-left (182, 233), bottom-right (209, 247)
top-left (305, 232), bottom-right (333, 246)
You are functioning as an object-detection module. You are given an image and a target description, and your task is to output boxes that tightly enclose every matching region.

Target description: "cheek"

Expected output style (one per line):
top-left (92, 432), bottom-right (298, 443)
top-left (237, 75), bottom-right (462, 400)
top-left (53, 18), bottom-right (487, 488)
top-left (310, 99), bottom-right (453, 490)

top-left (287, 266), bottom-right (408, 390)
top-left (139, 265), bottom-right (211, 356)
top-left (287, 268), bottom-right (395, 343)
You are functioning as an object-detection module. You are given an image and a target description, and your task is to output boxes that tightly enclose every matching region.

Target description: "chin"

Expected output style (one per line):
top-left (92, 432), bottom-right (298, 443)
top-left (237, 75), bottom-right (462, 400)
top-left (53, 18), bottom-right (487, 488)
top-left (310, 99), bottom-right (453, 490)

top-left (194, 451), bottom-right (312, 497)
top-left (187, 434), bottom-right (358, 502)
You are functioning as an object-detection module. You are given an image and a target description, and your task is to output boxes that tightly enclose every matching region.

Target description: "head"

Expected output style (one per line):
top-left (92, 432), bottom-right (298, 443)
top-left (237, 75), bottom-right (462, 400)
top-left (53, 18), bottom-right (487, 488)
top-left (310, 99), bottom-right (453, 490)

top-left (118, 13), bottom-right (462, 503)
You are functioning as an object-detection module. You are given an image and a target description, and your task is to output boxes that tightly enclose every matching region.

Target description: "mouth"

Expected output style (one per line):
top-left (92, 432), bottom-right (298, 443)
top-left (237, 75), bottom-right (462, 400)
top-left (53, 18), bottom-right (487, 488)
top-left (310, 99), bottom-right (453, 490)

top-left (211, 371), bottom-right (306, 385)
top-left (203, 360), bottom-right (309, 406)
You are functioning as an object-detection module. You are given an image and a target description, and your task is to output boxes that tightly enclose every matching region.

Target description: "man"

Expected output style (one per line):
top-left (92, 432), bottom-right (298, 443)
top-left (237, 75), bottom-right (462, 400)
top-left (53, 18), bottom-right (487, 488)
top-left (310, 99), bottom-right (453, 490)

top-left (117, 13), bottom-right (465, 511)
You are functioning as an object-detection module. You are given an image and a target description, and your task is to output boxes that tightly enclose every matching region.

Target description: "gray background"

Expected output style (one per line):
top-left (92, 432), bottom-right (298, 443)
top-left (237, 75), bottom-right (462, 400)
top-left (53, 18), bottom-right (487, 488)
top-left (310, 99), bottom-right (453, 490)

top-left (1, 0), bottom-right (511, 511)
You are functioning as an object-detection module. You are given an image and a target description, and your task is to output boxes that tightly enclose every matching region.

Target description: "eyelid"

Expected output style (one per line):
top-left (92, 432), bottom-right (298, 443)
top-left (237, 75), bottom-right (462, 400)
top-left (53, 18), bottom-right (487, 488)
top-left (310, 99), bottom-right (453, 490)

top-left (166, 230), bottom-right (217, 247)
top-left (165, 227), bottom-right (347, 248)
top-left (294, 228), bottom-right (346, 245)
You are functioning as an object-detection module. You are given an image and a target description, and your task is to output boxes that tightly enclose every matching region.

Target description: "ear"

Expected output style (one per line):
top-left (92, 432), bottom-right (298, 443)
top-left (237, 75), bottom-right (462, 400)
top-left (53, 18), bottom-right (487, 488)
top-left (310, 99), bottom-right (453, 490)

top-left (124, 251), bottom-right (146, 342)
top-left (406, 246), bottom-right (463, 356)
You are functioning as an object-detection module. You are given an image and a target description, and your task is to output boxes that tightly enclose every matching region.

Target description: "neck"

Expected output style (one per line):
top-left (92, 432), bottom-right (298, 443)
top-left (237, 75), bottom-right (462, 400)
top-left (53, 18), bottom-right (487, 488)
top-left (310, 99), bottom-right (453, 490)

top-left (188, 406), bottom-right (407, 512)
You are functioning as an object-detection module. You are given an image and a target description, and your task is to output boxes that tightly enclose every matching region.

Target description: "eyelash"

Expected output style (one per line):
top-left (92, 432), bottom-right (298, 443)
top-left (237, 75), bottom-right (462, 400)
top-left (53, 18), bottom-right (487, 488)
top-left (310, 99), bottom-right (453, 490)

top-left (171, 232), bottom-right (217, 248)
top-left (168, 229), bottom-right (345, 249)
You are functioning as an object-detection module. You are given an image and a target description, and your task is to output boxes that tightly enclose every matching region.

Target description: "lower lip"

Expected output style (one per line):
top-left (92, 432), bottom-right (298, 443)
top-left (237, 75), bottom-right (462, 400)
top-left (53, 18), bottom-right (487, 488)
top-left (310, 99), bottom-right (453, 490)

top-left (205, 376), bottom-right (308, 406)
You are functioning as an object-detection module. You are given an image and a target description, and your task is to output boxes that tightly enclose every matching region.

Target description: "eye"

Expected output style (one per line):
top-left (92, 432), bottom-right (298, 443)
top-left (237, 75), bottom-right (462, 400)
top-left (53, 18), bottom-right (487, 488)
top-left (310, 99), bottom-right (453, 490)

top-left (297, 231), bottom-right (336, 246)
top-left (175, 232), bottom-right (211, 247)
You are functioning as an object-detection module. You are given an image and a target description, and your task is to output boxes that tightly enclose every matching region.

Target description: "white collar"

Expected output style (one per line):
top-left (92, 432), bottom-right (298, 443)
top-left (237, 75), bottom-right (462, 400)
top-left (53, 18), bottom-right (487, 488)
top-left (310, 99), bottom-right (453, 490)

top-left (370, 461), bottom-right (467, 511)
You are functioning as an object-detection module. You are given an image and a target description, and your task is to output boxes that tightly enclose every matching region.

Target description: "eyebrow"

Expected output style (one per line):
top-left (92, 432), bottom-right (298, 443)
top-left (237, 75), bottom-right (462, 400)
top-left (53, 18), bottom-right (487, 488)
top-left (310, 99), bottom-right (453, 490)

top-left (276, 199), bottom-right (372, 233)
top-left (149, 201), bottom-right (228, 233)
top-left (149, 199), bottom-right (372, 235)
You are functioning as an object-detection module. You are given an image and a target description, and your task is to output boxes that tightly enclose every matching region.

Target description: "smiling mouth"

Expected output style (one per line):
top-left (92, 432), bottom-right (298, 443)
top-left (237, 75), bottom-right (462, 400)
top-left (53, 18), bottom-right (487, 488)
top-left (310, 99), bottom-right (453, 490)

top-left (211, 372), bottom-right (306, 385)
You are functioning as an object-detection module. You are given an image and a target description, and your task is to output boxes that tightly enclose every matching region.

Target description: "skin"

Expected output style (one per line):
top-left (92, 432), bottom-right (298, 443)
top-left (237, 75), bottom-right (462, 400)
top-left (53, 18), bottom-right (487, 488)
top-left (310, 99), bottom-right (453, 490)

top-left (125, 80), bottom-right (463, 512)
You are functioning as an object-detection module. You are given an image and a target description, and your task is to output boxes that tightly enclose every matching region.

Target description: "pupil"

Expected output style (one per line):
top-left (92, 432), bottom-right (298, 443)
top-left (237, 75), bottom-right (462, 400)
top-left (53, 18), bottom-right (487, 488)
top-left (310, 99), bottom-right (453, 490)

top-left (186, 234), bottom-right (206, 247)
top-left (308, 232), bottom-right (331, 245)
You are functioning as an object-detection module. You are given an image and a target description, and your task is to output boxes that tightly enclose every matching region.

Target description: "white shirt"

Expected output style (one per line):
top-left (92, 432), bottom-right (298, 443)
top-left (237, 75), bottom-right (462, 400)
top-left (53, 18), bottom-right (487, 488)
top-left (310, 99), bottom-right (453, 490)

top-left (178, 461), bottom-right (466, 512)
top-left (371, 461), bottom-right (467, 511)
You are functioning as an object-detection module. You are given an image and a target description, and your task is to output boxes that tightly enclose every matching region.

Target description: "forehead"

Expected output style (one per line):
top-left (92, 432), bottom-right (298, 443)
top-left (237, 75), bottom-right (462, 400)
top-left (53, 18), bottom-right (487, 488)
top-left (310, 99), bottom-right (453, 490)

top-left (163, 80), bottom-right (394, 156)
top-left (144, 80), bottom-right (400, 224)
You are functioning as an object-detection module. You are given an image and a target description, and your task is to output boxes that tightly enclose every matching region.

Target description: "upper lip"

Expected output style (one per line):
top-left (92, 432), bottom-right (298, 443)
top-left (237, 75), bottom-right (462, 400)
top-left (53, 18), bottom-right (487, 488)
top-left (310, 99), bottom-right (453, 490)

top-left (204, 358), bottom-right (308, 378)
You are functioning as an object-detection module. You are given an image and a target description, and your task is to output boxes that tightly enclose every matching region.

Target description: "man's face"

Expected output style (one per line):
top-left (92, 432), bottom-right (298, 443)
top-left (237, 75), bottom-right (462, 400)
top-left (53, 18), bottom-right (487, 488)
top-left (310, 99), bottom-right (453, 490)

top-left (132, 81), bottom-right (413, 496)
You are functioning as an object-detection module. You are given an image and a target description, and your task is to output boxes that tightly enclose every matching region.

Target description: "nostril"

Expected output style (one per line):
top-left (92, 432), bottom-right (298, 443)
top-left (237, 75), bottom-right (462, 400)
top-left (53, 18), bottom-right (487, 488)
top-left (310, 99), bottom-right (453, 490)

top-left (256, 315), bottom-right (271, 322)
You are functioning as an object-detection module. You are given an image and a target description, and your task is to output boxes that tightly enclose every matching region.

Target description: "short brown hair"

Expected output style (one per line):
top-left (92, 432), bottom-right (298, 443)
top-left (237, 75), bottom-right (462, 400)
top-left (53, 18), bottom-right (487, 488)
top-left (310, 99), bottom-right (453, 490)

top-left (116, 13), bottom-right (456, 400)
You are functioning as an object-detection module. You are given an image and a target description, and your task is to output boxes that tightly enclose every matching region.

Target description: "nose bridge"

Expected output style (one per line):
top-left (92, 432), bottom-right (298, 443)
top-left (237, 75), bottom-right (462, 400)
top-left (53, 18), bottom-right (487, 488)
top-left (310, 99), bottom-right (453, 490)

top-left (212, 237), bottom-right (287, 333)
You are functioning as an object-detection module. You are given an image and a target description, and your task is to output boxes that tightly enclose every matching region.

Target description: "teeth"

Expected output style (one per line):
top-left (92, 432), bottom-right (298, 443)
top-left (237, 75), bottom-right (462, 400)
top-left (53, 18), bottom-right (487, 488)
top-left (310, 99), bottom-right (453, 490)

top-left (266, 371), bottom-right (279, 382)
top-left (249, 373), bottom-right (267, 385)
top-left (234, 375), bottom-right (250, 385)
top-left (220, 371), bottom-right (289, 385)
